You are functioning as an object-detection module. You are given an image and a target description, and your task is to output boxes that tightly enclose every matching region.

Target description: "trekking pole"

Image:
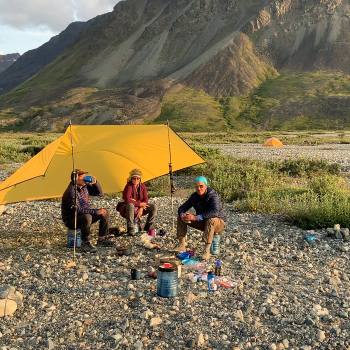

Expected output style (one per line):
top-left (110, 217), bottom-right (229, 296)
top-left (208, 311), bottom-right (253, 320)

top-left (167, 121), bottom-right (176, 232)
top-left (69, 121), bottom-right (78, 262)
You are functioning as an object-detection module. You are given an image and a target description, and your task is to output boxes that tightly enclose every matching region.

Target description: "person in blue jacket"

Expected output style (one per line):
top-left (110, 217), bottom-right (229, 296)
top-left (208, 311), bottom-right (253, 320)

top-left (176, 176), bottom-right (226, 260)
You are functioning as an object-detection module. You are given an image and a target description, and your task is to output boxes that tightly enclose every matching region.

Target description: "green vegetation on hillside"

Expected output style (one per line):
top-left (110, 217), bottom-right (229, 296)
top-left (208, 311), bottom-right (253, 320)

top-left (154, 87), bottom-right (227, 131)
top-left (236, 71), bottom-right (350, 130)
top-left (155, 71), bottom-right (350, 132)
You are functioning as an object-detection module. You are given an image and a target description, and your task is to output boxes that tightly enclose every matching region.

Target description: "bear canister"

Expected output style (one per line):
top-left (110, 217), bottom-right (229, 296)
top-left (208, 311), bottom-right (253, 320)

top-left (157, 263), bottom-right (178, 298)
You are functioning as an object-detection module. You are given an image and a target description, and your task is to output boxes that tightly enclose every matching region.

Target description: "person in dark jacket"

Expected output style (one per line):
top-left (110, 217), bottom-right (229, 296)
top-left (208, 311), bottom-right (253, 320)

top-left (61, 169), bottom-right (113, 253)
top-left (177, 176), bottom-right (226, 260)
top-left (116, 168), bottom-right (157, 235)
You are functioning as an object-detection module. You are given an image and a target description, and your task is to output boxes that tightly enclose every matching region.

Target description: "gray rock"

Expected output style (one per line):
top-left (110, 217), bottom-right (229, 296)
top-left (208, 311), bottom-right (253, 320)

top-left (341, 228), bottom-right (350, 241)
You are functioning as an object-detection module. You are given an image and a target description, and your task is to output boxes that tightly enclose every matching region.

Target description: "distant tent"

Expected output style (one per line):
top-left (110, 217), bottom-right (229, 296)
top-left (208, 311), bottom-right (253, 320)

top-left (263, 137), bottom-right (284, 148)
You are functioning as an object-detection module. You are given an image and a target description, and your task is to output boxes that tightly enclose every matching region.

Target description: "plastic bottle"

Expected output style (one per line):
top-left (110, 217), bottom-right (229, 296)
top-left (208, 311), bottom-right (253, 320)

top-left (83, 176), bottom-right (93, 184)
top-left (214, 260), bottom-right (222, 276)
top-left (210, 235), bottom-right (221, 255)
top-left (207, 271), bottom-right (217, 292)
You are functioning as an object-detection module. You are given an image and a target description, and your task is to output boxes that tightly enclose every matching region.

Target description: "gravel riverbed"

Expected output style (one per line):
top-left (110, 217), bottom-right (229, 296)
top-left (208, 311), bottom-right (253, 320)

top-left (1, 146), bottom-right (350, 350)
top-left (212, 143), bottom-right (350, 171)
top-left (1, 195), bottom-right (350, 350)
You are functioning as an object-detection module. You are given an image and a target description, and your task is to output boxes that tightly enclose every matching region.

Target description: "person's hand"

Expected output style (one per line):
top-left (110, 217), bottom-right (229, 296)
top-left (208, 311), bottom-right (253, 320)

top-left (180, 213), bottom-right (187, 222)
top-left (185, 213), bottom-right (196, 221)
top-left (97, 208), bottom-right (107, 216)
top-left (91, 176), bottom-right (97, 185)
top-left (140, 202), bottom-right (149, 209)
top-left (181, 213), bottom-right (195, 222)
top-left (137, 208), bottom-right (144, 219)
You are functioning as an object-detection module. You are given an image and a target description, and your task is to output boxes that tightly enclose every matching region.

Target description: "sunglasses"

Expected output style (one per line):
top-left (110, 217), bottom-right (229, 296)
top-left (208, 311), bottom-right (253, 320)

top-left (195, 184), bottom-right (206, 189)
top-left (132, 176), bottom-right (141, 180)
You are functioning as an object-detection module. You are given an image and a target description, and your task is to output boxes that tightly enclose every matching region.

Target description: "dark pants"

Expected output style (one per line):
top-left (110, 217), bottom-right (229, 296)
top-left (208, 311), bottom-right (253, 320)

top-left (65, 211), bottom-right (109, 242)
top-left (118, 202), bottom-right (157, 231)
top-left (177, 216), bottom-right (225, 244)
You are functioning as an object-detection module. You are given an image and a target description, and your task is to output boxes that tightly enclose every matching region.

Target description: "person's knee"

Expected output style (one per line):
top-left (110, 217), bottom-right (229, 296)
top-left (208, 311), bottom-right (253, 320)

top-left (81, 214), bottom-right (92, 225)
top-left (126, 203), bottom-right (135, 212)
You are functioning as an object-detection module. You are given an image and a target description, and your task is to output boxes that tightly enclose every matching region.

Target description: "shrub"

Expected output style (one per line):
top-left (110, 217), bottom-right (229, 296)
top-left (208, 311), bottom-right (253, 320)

top-left (270, 158), bottom-right (340, 177)
top-left (283, 190), bottom-right (350, 229)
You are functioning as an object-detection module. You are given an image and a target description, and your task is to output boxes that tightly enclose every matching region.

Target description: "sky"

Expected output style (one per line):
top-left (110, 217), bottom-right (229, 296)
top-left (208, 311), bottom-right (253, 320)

top-left (0, 0), bottom-right (118, 55)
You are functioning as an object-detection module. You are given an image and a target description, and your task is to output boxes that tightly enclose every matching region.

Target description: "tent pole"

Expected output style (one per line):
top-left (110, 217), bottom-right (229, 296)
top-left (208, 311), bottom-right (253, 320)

top-left (167, 121), bottom-right (175, 232)
top-left (69, 121), bottom-right (78, 262)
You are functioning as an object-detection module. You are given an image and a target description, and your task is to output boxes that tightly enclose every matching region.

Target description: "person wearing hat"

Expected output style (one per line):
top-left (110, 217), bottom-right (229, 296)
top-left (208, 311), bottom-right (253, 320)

top-left (177, 176), bottom-right (226, 260)
top-left (61, 169), bottom-right (114, 253)
top-left (117, 168), bottom-right (157, 235)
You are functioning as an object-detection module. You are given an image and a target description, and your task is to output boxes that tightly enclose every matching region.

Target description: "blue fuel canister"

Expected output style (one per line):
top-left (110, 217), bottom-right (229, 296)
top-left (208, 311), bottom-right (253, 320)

top-left (157, 263), bottom-right (178, 298)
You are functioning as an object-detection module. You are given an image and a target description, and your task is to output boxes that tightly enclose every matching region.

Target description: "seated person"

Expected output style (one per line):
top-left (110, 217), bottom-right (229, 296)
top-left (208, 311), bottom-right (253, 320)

top-left (176, 176), bottom-right (226, 260)
top-left (61, 169), bottom-right (114, 252)
top-left (117, 168), bottom-right (157, 235)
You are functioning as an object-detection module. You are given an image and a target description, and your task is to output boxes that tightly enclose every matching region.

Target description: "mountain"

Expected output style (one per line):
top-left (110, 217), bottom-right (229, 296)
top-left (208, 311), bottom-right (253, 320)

top-left (0, 53), bottom-right (20, 74)
top-left (0, 21), bottom-right (91, 94)
top-left (0, 0), bottom-right (350, 131)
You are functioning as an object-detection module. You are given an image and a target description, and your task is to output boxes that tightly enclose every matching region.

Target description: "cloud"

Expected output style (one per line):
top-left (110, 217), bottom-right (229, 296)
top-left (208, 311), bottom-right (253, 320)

top-left (73, 0), bottom-right (117, 22)
top-left (0, 0), bottom-right (117, 32)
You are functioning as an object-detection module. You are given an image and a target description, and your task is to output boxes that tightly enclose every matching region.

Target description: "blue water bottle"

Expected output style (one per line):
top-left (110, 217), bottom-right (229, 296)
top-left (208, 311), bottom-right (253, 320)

top-left (83, 175), bottom-right (93, 184)
top-left (157, 263), bottom-right (178, 298)
top-left (207, 271), bottom-right (217, 292)
top-left (211, 235), bottom-right (221, 255)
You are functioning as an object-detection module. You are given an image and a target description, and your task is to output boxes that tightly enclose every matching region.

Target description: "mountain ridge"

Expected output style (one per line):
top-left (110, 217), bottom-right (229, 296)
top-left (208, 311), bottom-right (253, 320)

top-left (0, 53), bottom-right (20, 74)
top-left (0, 0), bottom-right (349, 131)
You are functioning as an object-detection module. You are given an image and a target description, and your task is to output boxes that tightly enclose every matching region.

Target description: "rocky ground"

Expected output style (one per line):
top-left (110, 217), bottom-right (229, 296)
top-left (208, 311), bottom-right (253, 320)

top-left (1, 144), bottom-right (350, 350)
top-left (1, 193), bottom-right (350, 350)
top-left (213, 143), bottom-right (350, 171)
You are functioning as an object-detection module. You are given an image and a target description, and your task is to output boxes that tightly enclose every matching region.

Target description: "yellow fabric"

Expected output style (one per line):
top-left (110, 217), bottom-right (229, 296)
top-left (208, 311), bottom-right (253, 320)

top-left (263, 137), bottom-right (284, 148)
top-left (0, 125), bottom-right (204, 204)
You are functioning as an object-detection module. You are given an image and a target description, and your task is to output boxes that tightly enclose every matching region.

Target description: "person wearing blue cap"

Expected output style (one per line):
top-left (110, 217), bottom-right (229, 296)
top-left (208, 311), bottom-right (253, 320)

top-left (177, 176), bottom-right (226, 260)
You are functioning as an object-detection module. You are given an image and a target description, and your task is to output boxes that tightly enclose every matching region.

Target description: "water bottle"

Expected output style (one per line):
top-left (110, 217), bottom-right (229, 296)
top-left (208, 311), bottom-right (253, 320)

top-left (207, 271), bottom-right (217, 292)
top-left (215, 260), bottom-right (222, 276)
top-left (67, 228), bottom-right (82, 248)
top-left (83, 176), bottom-right (93, 184)
top-left (157, 263), bottom-right (178, 298)
top-left (210, 235), bottom-right (221, 255)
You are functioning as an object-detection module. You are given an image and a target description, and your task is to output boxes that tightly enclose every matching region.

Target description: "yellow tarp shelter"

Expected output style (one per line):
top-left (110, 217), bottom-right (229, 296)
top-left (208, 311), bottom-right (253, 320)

top-left (263, 137), bottom-right (284, 148)
top-left (0, 125), bottom-right (204, 205)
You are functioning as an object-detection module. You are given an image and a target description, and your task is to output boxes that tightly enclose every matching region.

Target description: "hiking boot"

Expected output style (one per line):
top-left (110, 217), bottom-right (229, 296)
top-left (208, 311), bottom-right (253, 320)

top-left (81, 241), bottom-right (97, 253)
top-left (96, 238), bottom-right (115, 247)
